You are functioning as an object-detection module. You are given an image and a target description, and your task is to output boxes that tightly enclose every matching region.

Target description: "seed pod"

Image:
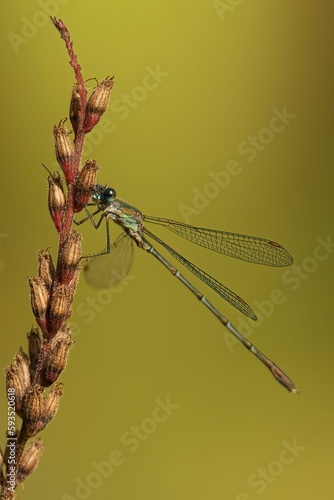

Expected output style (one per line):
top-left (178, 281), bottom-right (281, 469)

top-left (5, 350), bottom-right (31, 418)
top-left (16, 348), bottom-right (31, 391)
top-left (58, 232), bottom-right (82, 285)
top-left (5, 364), bottom-right (24, 417)
top-left (53, 121), bottom-right (75, 182)
top-left (27, 327), bottom-right (42, 379)
top-left (40, 383), bottom-right (63, 429)
top-left (41, 327), bottom-right (74, 387)
top-left (69, 265), bottom-right (81, 294)
top-left (48, 285), bottom-right (73, 336)
top-left (84, 76), bottom-right (114, 133)
top-left (69, 83), bottom-right (82, 138)
top-left (16, 438), bottom-right (44, 484)
top-left (47, 171), bottom-right (66, 232)
top-left (38, 250), bottom-right (55, 291)
top-left (24, 385), bottom-right (44, 437)
top-left (73, 159), bottom-right (99, 212)
top-left (28, 277), bottom-right (49, 336)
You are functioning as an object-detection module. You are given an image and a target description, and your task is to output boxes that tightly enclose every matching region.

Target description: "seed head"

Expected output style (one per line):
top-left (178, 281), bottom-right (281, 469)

top-left (5, 349), bottom-right (31, 418)
top-left (69, 83), bottom-right (82, 138)
top-left (69, 265), bottom-right (81, 294)
top-left (16, 438), bottom-right (44, 484)
top-left (58, 232), bottom-right (82, 285)
top-left (27, 327), bottom-right (42, 379)
top-left (16, 348), bottom-right (31, 390)
top-left (40, 383), bottom-right (64, 429)
top-left (24, 385), bottom-right (44, 437)
top-left (41, 327), bottom-right (74, 387)
top-left (73, 159), bottom-right (99, 212)
top-left (84, 76), bottom-right (114, 133)
top-left (47, 171), bottom-right (66, 232)
top-left (38, 250), bottom-right (55, 291)
top-left (53, 121), bottom-right (75, 182)
top-left (48, 285), bottom-right (73, 336)
top-left (28, 277), bottom-right (49, 336)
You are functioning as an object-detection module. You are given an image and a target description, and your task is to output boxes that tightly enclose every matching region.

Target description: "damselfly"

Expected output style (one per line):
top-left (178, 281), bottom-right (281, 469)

top-left (77, 184), bottom-right (297, 393)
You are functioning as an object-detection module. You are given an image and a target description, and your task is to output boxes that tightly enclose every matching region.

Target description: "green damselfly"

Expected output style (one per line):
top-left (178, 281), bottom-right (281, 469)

top-left (78, 184), bottom-right (297, 393)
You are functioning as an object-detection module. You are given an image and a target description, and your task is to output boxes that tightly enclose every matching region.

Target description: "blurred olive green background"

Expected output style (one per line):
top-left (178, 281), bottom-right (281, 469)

top-left (1, 1), bottom-right (333, 499)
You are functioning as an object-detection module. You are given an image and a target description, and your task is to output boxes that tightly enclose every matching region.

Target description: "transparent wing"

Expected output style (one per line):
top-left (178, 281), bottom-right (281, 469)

top-left (144, 228), bottom-right (257, 319)
top-left (83, 232), bottom-right (134, 289)
top-left (143, 216), bottom-right (293, 267)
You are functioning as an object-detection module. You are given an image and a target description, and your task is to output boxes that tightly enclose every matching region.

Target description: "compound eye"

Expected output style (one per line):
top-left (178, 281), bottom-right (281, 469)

top-left (103, 187), bottom-right (116, 203)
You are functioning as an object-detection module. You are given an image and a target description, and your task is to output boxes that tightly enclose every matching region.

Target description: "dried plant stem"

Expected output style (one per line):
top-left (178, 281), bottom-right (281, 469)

top-left (0, 18), bottom-right (114, 499)
top-left (51, 18), bottom-right (87, 244)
